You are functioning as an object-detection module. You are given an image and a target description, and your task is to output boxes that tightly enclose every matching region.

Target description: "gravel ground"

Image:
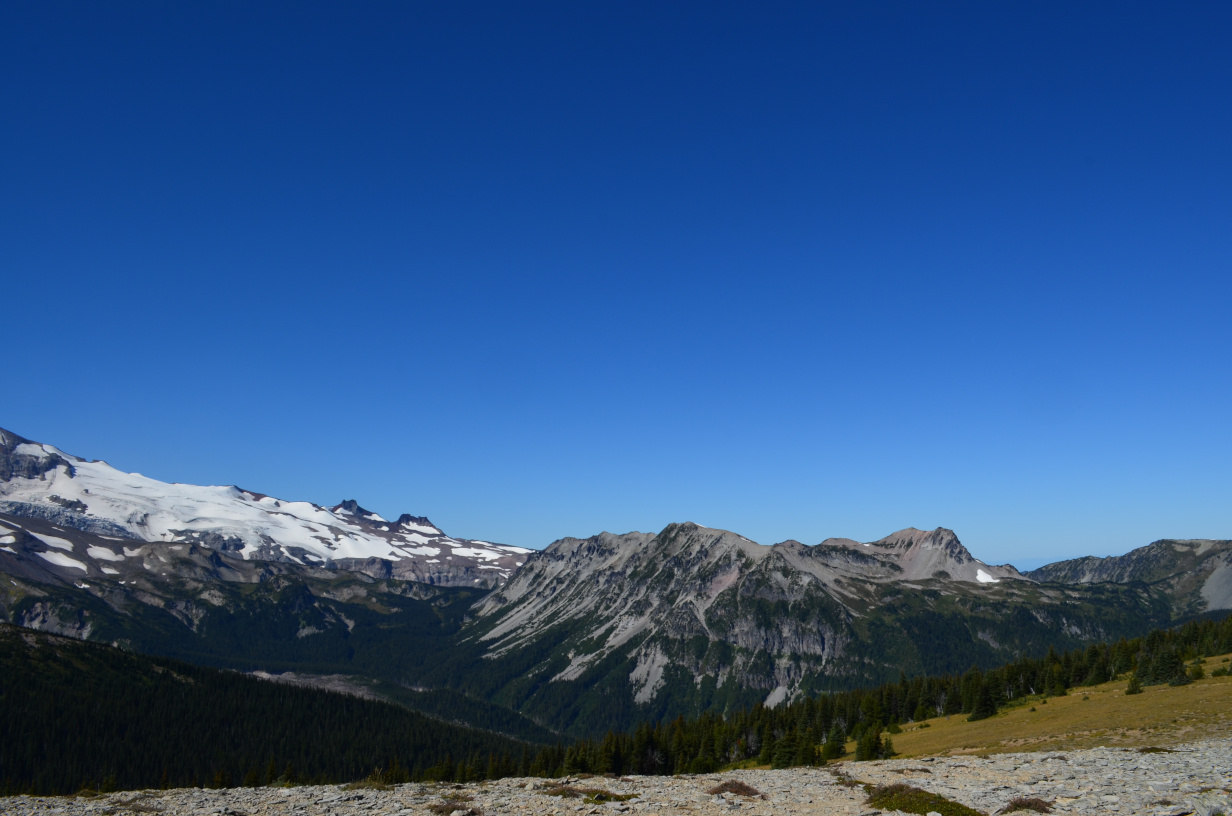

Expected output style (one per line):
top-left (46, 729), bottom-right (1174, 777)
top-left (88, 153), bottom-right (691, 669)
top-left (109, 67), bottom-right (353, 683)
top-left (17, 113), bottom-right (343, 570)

top-left (4, 739), bottom-right (1230, 816)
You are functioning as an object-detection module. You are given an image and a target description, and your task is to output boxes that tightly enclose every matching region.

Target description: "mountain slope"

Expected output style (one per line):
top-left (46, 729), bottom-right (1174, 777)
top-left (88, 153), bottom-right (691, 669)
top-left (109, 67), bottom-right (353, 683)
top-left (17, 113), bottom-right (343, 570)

top-left (0, 427), bottom-right (528, 588)
top-left (0, 509), bottom-right (564, 743)
top-left (1028, 538), bottom-right (1232, 618)
top-left (455, 522), bottom-right (1184, 735)
top-left (0, 623), bottom-right (534, 794)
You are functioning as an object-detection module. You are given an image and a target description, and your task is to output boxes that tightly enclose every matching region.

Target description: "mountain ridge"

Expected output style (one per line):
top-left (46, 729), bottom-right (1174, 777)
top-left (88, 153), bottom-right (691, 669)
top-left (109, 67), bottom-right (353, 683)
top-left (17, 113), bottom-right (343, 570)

top-left (0, 426), bottom-right (528, 588)
top-left (3, 423), bottom-right (1231, 738)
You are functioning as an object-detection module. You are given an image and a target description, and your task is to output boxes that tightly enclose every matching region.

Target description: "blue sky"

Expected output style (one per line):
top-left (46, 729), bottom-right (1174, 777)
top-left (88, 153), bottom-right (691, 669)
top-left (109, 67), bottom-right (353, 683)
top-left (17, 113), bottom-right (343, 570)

top-left (3, 2), bottom-right (1229, 567)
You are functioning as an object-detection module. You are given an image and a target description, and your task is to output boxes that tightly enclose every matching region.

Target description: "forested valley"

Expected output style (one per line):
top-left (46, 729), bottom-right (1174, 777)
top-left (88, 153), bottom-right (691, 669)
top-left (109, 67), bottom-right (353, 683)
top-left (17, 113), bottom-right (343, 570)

top-left (3, 613), bottom-right (1230, 795)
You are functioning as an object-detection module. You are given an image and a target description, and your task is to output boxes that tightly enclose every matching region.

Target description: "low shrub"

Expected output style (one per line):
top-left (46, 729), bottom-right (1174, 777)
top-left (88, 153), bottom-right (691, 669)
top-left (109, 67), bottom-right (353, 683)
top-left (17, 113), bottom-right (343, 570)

top-left (707, 781), bottom-right (761, 797)
top-left (864, 782), bottom-right (985, 816)
top-left (544, 785), bottom-right (635, 803)
top-left (1002, 796), bottom-right (1053, 814)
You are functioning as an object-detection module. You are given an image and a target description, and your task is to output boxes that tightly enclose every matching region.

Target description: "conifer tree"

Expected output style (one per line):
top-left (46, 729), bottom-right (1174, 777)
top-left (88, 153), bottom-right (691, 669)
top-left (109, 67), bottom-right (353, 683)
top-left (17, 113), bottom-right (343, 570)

top-left (821, 724), bottom-right (845, 761)
top-left (771, 728), bottom-right (797, 769)
top-left (855, 727), bottom-right (882, 761)
top-left (967, 680), bottom-right (997, 722)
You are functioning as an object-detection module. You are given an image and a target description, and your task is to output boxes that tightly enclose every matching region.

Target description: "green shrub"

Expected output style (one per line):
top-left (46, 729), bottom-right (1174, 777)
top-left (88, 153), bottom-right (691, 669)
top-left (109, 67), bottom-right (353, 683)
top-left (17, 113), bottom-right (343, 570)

top-left (1002, 796), bottom-right (1052, 813)
top-left (864, 782), bottom-right (984, 816)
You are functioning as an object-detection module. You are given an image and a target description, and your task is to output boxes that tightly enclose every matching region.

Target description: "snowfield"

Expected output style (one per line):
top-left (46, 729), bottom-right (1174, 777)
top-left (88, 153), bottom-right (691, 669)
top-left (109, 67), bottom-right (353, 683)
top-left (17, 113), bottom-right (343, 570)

top-left (0, 438), bottom-right (530, 582)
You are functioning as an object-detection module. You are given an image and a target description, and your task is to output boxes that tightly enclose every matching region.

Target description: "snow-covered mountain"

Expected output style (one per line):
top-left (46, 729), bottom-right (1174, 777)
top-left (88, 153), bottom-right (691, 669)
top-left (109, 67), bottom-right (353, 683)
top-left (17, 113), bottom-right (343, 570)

top-left (0, 427), bottom-right (529, 588)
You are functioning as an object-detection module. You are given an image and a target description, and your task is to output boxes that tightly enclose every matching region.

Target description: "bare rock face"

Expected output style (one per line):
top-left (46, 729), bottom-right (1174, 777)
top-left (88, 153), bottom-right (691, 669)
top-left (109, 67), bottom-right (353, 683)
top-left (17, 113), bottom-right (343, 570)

top-left (1028, 538), bottom-right (1232, 616)
top-left (465, 523), bottom-right (1175, 728)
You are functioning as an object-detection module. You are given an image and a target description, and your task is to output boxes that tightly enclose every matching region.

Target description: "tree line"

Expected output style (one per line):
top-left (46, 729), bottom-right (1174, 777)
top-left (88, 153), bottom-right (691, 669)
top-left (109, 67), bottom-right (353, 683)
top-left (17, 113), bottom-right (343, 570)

top-left (512, 611), bottom-right (1232, 777)
top-left (0, 624), bottom-right (530, 796)
top-left (3, 612), bottom-right (1229, 794)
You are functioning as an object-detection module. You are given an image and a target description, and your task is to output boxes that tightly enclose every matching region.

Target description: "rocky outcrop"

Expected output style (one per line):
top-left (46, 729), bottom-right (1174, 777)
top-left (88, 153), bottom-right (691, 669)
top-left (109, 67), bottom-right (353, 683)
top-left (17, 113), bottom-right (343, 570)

top-left (0, 428), bottom-right (75, 482)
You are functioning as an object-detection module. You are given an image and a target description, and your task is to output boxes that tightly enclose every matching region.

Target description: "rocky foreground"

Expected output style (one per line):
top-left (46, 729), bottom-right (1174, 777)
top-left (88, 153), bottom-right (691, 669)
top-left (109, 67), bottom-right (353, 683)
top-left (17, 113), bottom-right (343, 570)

top-left (5, 741), bottom-right (1230, 816)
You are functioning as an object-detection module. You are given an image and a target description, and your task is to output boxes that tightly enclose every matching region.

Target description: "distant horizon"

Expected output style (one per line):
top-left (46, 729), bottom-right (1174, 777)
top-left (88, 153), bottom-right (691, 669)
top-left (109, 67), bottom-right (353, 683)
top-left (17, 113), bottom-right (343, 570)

top-left (4, 4), bottom-right (1229, 566)
top-left (2, 420), bottom-right (1217, 571)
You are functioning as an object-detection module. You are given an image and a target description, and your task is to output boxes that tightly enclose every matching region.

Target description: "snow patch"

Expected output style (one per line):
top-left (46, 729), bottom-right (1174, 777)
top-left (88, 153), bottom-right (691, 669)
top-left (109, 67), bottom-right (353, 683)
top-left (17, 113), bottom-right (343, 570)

top-left (450, 546), bottom-right (502, 561)
top-left (36, 534), bottom-right (75, 551)
top-left (399, 546), bottom-right (441, 557)
top-left (87, 546), bottom-right (125, 562)
top-left (976, 569), bottom-right (1000, 584)
top-left (101, 566), bottom-right (120, 575)
top-left (36, 551), bottom-right (89, 571)
top-left (0, 546), bottom-right (15, 554)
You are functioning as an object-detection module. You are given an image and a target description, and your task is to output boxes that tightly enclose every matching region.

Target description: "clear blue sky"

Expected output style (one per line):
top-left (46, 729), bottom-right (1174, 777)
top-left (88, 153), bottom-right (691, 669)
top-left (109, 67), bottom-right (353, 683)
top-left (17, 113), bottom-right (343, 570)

top-left (3, 2), bottom-right (1229, 567)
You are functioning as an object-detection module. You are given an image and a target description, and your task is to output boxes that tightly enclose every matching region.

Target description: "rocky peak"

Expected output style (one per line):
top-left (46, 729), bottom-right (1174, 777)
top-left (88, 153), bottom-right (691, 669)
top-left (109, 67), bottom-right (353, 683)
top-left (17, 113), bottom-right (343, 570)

top-left (396, 513), bottom-right (440, 532)
top-left (864, 527), bottom-right (1020, 583)
top-left (0, 427), bottom-right (76, 483)
top-left (330, 499), bottom-right (385, 523)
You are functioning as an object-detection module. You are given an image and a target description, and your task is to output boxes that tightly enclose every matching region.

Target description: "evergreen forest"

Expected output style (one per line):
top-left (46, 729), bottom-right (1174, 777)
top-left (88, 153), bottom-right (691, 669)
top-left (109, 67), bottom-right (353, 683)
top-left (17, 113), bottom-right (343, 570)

top-left (3, 612), bottom-right (1230, 795)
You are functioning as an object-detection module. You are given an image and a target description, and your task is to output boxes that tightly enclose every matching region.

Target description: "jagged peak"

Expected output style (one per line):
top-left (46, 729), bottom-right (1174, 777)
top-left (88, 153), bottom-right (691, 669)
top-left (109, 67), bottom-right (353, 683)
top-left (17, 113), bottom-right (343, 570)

top-left (330, 499), bottom-right (386, 523)
top-left (396, 513), bottom-right (439, 531)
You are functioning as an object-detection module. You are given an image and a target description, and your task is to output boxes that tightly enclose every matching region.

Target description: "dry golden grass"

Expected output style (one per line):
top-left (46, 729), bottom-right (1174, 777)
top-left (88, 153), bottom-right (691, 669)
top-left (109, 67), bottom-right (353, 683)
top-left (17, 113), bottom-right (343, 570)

top-left (878, 653), bottom-right (1232, 757)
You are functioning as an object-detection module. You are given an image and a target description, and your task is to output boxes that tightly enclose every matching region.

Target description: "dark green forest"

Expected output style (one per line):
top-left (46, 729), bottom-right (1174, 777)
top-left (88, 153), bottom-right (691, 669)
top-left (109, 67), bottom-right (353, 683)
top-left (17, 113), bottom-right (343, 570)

top-left (0, 624), bottom-right (534, 796)
top-left (3, 613), bottom-right (1230, 795)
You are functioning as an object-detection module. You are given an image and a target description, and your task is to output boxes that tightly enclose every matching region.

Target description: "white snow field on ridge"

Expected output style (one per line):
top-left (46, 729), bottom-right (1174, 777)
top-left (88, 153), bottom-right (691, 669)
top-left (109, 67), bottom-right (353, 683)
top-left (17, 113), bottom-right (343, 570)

top-left (0, 427), bottom-right (529, 586)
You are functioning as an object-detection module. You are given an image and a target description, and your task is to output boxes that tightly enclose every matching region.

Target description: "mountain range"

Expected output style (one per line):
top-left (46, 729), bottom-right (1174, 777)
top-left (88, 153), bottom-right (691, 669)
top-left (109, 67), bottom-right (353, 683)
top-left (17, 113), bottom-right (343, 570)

top-left (2, 425), bottom-right (1229, 737)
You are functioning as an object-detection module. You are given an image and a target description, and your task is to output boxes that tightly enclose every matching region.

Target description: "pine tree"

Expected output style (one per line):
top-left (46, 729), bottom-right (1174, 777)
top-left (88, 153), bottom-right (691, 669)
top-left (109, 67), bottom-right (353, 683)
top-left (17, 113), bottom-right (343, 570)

top-left (757, 727), bottom-right (774, 766)
top-left (821, 724), bottom-right (845, 761)
top-left (855, 728), bottom-right (882, 761)
top-left (771, 729), bottom-right (797, 769)
top-left (967, 680), bottom-right (997, 722)
top-left (794, 727), bottom-right (817, 766)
